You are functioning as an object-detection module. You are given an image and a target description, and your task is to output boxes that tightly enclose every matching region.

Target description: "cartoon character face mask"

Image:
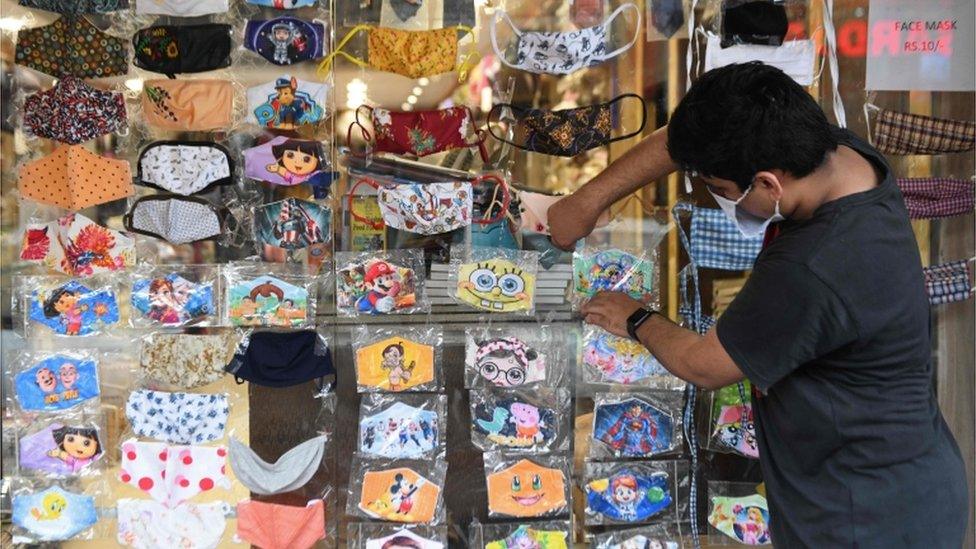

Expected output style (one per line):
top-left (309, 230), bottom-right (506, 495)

top-left (244, 18), bottom-right (327, 65)
top-left (243, 136), bottom-right (330, 187)
top-left (593, 397), bottom-right (675, 457)
top-left (125, 390), bottom-right (229, 445)
top-left (485, 525), bottom-right (569, 549)
top-left (140, 332), bottom-right (238, 389)
top-left (119, 439), bottom-right (230, 507)
top-left (142, 79), bottom-right (234, 132)
top-left (365, 528), bottom-right (444, 549)
top-left (583, 330), bottom-right (669, 385)
top-left (131, 274), bottom-right (214, 326)
top-left (28, 281), bottom-right (120, 337)
top-left (12, 486), bottom-right (98, 542)
top-left (18, 145), bottom-right (133, 210)
top-left (19, 0), bottom-right (128, 14)
top-left (711, 382), bottom-right (758, 459)
top-left (228, 436), bottom-right (325, 495)
top-left (226, 276), bottom-right (310, 327)
top-left (347, 105), bottom-right (488, 162)
top-left (320, 25), bottom-right (477, 80)
top-left (360, 402), bottom-right (439, 459)
top-left (236, 499), bottom-right (326, 549)
top-left (708, 494), bottom-right (772, 545)
top-left (21, 213), bottom-right (135, 277)
top-left (15, 355), bottom-right (100, 413)
top-left (336, 258), bottom-right (419, 315)
top-left (23, 77), bottom-right (127, 145)
top-left (490, 3), bottom-right (640, 74)
top-left (124, 195), bottom-right (228, 245)
top-left (246, 0), bottom-right (317, 7)
top-left (486, 459), bottom-right (567, 517)
top-left (138, 142), bottom-right (234, 196)
top-left (133, 24), bottom-right (232, 77)
top-left (15, 17), bottom-right (129, 78)
top-left (135, 0), bottom-right (229, 16)
top-left (247, 77), bottom-right (328, 130)
top-left (255, 198), bottom-right (331, 251)
top-left (456, 259), bottom-right (536, 313)
top-left (574, 249), bottom-right (654, 301)
top-left (359, 467), bottom-right (441, 523)
top-left (467, 336), bottom-right (545, 387)
top-left (585, 468), bottom-right (671, 522)
top-left (19, 423), bottom-right (103, 475)
top-left (472, 395), bottom-right (557, 451)
top-left (355, 336), bottom-right (435, 391)
top-left (116, 499), bottom-right (230, 549)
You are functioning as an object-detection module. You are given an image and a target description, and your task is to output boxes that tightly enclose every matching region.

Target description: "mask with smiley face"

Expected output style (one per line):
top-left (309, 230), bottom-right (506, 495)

top-left (453, 249), bottom-right (539, 314)
top-left (486, 457), bottom-right (569, 518)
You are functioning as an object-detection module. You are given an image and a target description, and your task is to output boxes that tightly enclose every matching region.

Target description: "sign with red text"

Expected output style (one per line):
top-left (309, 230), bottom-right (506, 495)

top-left (865, 0), bottom-right (974, 91)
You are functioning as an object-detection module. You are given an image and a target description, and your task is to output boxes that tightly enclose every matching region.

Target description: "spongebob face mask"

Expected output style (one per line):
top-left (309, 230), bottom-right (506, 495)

top-left (486, 459), bottom-right (567, 518)
top-left (359, 467), bottom-right (441, 523)
top-left (456, 259), bottom-right (536, 313)
top-left (355, 336), bottom-right (435, 392)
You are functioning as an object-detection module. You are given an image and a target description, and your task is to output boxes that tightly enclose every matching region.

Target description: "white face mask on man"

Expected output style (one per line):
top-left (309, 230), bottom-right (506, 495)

top-left (707, 184), bottom-right (784, 238)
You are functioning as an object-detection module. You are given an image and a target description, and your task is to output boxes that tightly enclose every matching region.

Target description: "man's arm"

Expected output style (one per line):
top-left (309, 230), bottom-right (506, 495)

top-left (581, 292), bottom-right (745, 390)
top-left (548, 126), bottom-right (678, 251)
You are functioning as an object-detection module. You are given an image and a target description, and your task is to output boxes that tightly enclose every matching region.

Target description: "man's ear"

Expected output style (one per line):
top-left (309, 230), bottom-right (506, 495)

top-left (754, 171), bottom-right (784, 201)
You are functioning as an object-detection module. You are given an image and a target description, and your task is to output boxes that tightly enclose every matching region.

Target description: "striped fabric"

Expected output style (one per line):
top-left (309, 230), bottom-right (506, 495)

top-left (897, 177), bottom-right (975, 219)
top-left (875, 109), bottom-right (975, 155)
top-left (924, 260), bottom-right (972, 305)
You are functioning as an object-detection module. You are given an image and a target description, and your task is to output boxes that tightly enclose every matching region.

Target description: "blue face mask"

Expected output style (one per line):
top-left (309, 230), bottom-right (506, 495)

top-left (15, 355), bottom-right (100, 412)
top-left (225, 330), bottom-right (334, 388)
top-left (360, 401), bottom-right (439, 459)
top-left (12, 486), bottom-right (98, 541)
top-left (672, 202), bottom-right (763, 271)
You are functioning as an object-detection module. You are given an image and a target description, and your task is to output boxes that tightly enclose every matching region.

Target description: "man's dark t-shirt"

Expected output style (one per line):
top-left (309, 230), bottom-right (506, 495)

top-left (716, 128), bottom-right (968, 548)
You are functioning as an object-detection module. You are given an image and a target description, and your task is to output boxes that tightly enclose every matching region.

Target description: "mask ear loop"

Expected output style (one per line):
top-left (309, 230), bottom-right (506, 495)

top-left (486, 103), bottom-right (525, 150)
top-left (345, 177), bottom-right (384, 230)
top-left (473, 174), bottom-right (512, 226)
top-left (345, 105), bottom-right (374, 157)
top-left (598, 2), bottom-right (643, 61)
top-left (489, 10), bottom-right (524, 70)
top-left (463, 106), bottom-right (491, 163)
top-left (455, 25), bottom-right (480, 83)
top-left (604, 93), bottom-right (648, 144)
top-left (807, 26), bottom-right (827, 83)
top-left (317, 24), bottom-right (372, 78)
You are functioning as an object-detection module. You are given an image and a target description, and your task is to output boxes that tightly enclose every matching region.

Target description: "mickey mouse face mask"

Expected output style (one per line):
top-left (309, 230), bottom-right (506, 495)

top-left (244, 18), bottom-right (327, 66)
top-left (359, 467), bottom-right (442, 523)
top-left (23, 77), bottom-right (127, 145)
top-left (133, 24), bottom-right (232, 77)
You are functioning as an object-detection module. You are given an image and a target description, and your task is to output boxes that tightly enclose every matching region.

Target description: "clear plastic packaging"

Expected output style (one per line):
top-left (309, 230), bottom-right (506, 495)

top-left (138, 330), bottom-right (241, 390)
top-left (222, 262), bottom-right (319, 328)
top-left (335, 249), bottom-right (429, 316)
top-left (6, 349), bottom-right (102, 414)
top-left (352, 324), bottom-right (444, 393)
top-left (15, 410), bottom-right (108, 478)
top-left (129, 263), bottom-right (219, 328)
top-left (225, 327), bottom-right (336, 391)
top-left (122, 388), bottom-right (233, 445)
top-left (469, 520), bottom-right (572, 548)
top-left (706, 481), bottom-right (772, 545)
top-left (346, 454), bottom-right (448, 525)
top-left (590, 523), bottom-right (685, 548)
top-left (18, 211), bottom-right (136, 277)
top-left (483, 452), bottom-right (571, 519)
top-left (470, 388), bottom-right (571, 454)
top-left (347, 522), bottom-right (449, 548)
top-left (9, 478), bottom-right (107, 544)
top-left (14, 275), bottom-right (122, 338)
top-left (589, 390), bottom-right (685, 459)
top-left (463, 323), bottom-right (566, 389)
top-left (572, 245), bottom-right (658, 309)
top-left (449, 247), bottom-right (540, 315)
top-left (703, 381), bottom-right (759, 459)
top-left (358, 393), bottom-right (447, 460)
top-left (582, 460), bottom-right (690, 526)
top-left (581, 326), bottom-right (685, 390)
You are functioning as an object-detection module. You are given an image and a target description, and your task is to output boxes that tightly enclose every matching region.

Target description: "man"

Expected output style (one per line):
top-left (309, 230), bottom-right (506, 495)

top-left (549, 62), bottom-right (968, 547)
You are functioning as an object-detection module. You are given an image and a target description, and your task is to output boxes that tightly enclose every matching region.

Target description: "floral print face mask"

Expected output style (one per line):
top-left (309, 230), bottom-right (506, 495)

top-left (23, 77), bottom-right (127, 145)
top-left (348, 105), bottom-right (487, 161)
top-left (20, 213), bottom-right (135, 277)
top-left (16, 17), bottom-right (129, 79)
top-left (140, 332), bottom-right (238, 389)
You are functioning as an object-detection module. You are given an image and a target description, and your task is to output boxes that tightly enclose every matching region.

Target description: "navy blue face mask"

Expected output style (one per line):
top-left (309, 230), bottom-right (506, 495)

top-left (226, 330), bottom-right (334, 388)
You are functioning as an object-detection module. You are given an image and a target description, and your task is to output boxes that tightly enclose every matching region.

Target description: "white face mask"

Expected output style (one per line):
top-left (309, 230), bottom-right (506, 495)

top-left (707, 185), bottom-right (784, 238)
top-left (704, 33), bottom-right (818, 86)
top-left (135, 0), bottom-right (229, 16)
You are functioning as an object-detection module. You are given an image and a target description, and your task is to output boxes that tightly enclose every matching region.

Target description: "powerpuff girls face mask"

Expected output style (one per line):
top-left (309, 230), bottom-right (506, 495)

top-left (456, 259), bottom-right (536, 313)
top-left (15, 354), bottom-right (100, 412)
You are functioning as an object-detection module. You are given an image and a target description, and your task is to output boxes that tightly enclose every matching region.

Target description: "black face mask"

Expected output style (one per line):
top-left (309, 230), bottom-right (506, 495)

top-left (225, 330), bottom-right (335, 388)
top-left (133, 24), bottom-right (233, 78)
top-left (721, 0), bottom-right (789, 48)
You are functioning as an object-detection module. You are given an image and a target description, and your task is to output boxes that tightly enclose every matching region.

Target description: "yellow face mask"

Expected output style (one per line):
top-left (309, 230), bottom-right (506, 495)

top-left (318, 25), bottom-right (477, 81)
top-left (359, 467), bottom-right (441, 523)
top-left (456, 259), bottom-right (536, 313)
top-left (486, 459), bottom-right (567, 518)
top-left (355, 336), bottom-right (434, 392)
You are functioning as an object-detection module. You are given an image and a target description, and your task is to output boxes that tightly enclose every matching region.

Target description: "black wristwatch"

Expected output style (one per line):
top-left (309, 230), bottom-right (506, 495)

top-left (626, 307), bottom-right (657, 341)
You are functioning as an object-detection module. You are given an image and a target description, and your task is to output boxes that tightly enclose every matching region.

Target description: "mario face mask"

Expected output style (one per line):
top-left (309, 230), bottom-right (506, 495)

top-left (131, 274), bottom-right (214, 327)
top-left (336, 258), bottom-right (419, 315)
top-left (708, 494), bottom-right (772, 545)
top-left (360, 402), bottom-right (439, 459)
top-left (28, 281), bottom-right (120, 337)
top-left (583, 330), bottom-right (669, 385)
top-left (593, 397), bottom-right (675, 458)
top-left (359, 468), bottom-right (441, 523)
top-left (355, 336), bottom-right (434, 392)
top-left (585, 468), bottom-right (671, 522)
top-left (226, 276), bottom-right (309, 328)
top-left (15, 354), bottom-right (100, 413)
top-left (486, 459), bottom-right (567, 518)
top-left (472, 395), bottom-right (558, 451)
top-left (20, 213), bottom-right (135, 277)
top-left (456, 259), bottom-right (536, 313)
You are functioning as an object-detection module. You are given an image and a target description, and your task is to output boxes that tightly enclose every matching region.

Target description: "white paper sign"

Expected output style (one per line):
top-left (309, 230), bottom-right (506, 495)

top-left (865, 0), bottom-right (975, 91)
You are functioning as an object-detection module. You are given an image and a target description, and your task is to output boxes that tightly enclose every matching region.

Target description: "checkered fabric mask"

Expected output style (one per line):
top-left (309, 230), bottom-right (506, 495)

top-left (897, 178), bottom-right (974, 219)
top-left (672, 202), bottom-right (763, 272)
top-left (923, 260), bottom-right (973, 306)
top-left (872, 108), bottom-right (975, 155)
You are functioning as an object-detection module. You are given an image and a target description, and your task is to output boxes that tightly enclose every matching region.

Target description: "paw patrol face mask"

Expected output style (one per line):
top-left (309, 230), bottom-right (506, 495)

top-left (15, 354), bottom-right (100, 413)
top-left (247, 76), bottom-right (328, 130)
top-left (708, 494), bottom-right (772, 545)
top-left (12, 486), bottom-right (98, 541)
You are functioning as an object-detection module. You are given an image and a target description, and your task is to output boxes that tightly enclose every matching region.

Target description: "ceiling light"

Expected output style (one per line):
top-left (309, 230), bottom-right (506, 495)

top-left (346, 78), bottom-right (368, 110)
top-left (407, 95), bottom-right (417, 105)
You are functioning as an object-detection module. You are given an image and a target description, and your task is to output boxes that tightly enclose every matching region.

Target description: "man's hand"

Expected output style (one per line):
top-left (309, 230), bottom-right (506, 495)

top-left (581, 292), bottom-right (647, 338)
top-left (548, 194), bottom-right (601, 251)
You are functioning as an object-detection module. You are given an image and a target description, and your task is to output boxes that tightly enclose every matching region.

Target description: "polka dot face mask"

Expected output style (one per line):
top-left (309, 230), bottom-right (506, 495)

top-left (23, 77), bottom-right (127, 145)
top-left (124, 195), bottom-right (228, 245)
top-left (15, 17), bottom-right (129, 79)
top-left (118, 439), bottom-right (231, 508)
top-left (17, 145), bottom-right (133, 211)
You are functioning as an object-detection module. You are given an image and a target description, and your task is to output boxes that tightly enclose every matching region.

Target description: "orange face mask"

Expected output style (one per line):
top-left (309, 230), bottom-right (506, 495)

top-left (142, 79), bottom-right (233, 131)
top-left (355, 336), bottom-right (435, 392)
top-left (359, 467), bottom-right (441, 523)
top-left (18, 145), bottom-right (133, 210)
top-left (486, 459), bottom-right (568, 518)
top-left (236, 499), bottom-right (325, 549)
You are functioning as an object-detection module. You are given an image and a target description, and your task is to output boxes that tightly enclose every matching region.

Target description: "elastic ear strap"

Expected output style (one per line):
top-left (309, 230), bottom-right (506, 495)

top-left (474, 174), bottom-right (511, 226)
top-left (345, 105), bottom-right (374, 153)
top-left (601, 3), bottom-right (643, 60)
top-left (490, 11), bottom-right (522, 70)
top-left (607, 93), bottom-right (648, 143)
top-left (317, 25), bottom-right (371, 77)
top-left (464, 107), bottom-right (491, 163)
top-left (486, 104), bottom-right (521, 149)
top-left (456, 26), bottom-right (480, 82)
top-left (346, 178), bottom-right (383, 229)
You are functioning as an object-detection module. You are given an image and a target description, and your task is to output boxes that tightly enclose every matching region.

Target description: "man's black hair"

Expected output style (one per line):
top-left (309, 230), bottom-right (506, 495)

top-left (667, 62), bottom-right (838, 191)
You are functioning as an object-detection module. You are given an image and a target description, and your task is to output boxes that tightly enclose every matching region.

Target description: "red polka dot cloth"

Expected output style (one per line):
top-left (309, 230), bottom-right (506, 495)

top-left (18, 145), bottom-right (133, 210)
top-left (23, 77), bottom-right (127, 145)
top-left (118, 439), bottom-right (230, 507)
top-left (15, 16), bottom-right (129, 79)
